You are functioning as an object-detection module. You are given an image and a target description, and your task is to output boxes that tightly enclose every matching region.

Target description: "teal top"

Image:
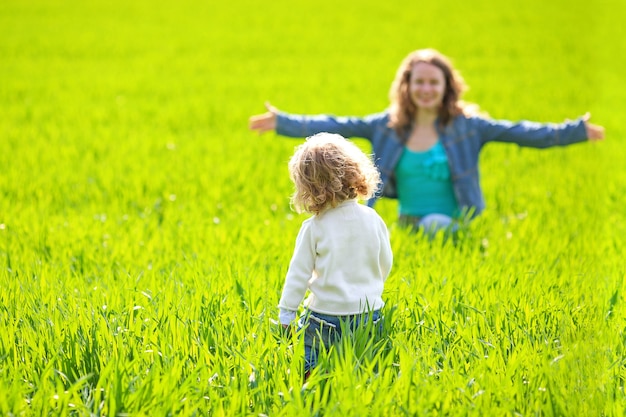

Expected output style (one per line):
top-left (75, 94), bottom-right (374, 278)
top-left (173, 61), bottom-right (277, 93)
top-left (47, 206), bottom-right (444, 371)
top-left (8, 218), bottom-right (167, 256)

top-left (394, 141), bottom-right (458, 217)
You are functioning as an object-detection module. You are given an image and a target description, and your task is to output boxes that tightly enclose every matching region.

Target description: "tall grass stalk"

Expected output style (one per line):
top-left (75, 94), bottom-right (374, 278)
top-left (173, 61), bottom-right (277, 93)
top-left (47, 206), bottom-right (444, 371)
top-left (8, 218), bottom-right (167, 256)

top-left (1, 0), bottom-right (624, 414)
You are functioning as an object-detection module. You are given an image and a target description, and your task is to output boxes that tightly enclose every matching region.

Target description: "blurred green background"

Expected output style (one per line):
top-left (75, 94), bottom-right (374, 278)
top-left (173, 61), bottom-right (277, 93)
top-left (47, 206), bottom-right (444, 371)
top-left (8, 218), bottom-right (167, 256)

top-left (1, 0), bottom-right (624, 415)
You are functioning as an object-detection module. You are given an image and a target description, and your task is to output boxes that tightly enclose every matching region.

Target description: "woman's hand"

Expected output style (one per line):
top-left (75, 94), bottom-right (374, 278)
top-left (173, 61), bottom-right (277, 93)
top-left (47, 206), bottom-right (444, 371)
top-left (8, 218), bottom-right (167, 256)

top-left (582, 112), bottom-right (606, 141)
top-left (249, 102), bottom-right (278, 134)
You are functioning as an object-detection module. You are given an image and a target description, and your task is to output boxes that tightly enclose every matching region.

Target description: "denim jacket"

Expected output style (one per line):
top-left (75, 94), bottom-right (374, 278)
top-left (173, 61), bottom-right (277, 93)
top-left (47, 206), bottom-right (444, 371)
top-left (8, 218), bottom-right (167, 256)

top-left (276, 110), bottom-right (588, 217)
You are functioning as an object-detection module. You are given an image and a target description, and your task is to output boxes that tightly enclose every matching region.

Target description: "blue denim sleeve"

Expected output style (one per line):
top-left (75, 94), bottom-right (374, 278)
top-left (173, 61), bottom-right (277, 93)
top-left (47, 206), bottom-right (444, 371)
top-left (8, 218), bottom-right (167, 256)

top-left (475, 116), bottom-right (588, 148)
top-left (275, 112), bottom-right (385, 140)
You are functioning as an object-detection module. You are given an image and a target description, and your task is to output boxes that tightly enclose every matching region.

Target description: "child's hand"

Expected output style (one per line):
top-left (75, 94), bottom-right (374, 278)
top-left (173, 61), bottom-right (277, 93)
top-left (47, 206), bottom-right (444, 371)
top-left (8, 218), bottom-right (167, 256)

top-left (270, 319), bottom-right (294, 342)
top-left (280, 323), bottom-right (294, 338)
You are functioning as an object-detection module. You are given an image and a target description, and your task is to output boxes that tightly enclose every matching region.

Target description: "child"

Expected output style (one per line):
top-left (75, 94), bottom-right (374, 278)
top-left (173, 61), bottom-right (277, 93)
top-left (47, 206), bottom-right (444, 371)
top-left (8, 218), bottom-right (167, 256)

top-left (278, 132), bottom-right (393, 376)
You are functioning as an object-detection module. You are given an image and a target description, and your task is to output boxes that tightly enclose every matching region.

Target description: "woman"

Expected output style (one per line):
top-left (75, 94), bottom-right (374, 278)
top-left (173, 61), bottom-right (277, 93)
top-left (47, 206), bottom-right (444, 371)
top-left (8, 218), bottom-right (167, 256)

top-left (249, 49), bottom-right (605, 233)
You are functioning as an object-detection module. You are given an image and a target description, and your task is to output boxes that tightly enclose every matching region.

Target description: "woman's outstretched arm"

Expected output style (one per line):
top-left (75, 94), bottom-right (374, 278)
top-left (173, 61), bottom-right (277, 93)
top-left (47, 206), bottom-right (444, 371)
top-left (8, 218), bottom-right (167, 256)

top-left (582, 113), bottom-right (605, 141)
top-left (249, 102), bottom-right (279, 134)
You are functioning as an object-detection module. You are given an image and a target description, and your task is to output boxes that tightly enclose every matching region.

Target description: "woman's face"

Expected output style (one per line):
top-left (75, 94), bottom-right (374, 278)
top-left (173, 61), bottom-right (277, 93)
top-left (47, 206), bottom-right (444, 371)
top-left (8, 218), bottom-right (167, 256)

top-left (409, 62), bottom-right (446, 112)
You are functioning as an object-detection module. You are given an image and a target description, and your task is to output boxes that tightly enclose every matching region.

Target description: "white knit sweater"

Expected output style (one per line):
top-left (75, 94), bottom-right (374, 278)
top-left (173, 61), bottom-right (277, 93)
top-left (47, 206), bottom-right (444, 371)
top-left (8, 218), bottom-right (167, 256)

top-left (278, 200), bottom-right (393, 324)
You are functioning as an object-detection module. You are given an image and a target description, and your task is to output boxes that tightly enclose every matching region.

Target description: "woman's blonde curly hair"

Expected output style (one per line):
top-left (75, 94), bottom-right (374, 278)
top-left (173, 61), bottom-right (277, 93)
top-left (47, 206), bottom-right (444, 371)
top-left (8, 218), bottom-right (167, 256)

top-left (289, 133), bottom-right (381, 215)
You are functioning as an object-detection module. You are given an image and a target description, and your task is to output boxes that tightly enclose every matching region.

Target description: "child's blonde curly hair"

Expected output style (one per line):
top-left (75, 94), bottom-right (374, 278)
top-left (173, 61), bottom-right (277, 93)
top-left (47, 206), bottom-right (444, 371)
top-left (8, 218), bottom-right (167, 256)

top-left (288, 133), bottom-right (381, 215)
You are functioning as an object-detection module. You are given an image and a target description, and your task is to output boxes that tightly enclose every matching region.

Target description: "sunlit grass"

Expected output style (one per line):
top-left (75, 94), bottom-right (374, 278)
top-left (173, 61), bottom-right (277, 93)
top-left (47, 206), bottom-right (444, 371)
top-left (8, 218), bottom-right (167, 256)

top-left (1, 0), bottom-right (625, 415)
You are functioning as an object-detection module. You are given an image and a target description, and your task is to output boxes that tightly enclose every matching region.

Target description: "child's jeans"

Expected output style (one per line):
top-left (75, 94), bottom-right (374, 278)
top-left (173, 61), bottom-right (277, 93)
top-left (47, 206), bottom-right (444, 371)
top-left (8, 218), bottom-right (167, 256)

top-left (297, 309), bottom-right (382, 374)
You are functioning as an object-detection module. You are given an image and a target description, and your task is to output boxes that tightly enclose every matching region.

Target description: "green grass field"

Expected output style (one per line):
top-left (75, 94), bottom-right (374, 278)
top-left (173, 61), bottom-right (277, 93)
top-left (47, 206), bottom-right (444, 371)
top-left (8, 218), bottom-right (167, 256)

top-left (1, 0), bottom-right (625, 415)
